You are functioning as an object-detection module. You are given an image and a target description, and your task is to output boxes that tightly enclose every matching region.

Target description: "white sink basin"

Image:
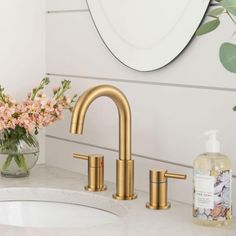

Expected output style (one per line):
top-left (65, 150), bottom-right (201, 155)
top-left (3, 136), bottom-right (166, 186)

top-left (0, 201), bottom-right (118, 228)
top-left (0, 188), bottom-right (126, 228)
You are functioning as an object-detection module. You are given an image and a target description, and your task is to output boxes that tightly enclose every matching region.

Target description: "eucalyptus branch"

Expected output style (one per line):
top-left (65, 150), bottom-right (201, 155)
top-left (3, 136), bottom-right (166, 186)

top-left (226, 11), bottom-right (236, 25)
top-left (211, 3), bottom-right (221, 6)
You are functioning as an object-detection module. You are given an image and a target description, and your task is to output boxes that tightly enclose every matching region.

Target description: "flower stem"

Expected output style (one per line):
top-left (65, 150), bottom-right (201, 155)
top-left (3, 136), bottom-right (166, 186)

top-left (31, 77), bottom-right (50, 100)
top-left (2, 155), bottom-right (13, 171)
top-left (18, 154), bottom-right (28, 172)
top-left (1, 154), bottom-right (28, 173)
top-left (0, 86), bottom-right (6, 103)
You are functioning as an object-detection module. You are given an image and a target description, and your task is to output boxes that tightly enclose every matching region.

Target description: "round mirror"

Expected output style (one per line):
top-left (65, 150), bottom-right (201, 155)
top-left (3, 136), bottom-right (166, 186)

top-left (87, 0), bottom-right (210, 71)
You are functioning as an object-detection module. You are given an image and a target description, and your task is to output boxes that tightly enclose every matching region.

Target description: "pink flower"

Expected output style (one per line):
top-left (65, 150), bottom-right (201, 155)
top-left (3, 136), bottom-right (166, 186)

top-left (0, 78), bottom-right (75, 134)
top-left (53, 86), bottom-right (60, 94)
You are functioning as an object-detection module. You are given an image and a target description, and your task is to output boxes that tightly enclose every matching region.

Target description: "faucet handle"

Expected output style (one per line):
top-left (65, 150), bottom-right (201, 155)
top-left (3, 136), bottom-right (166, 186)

top-left (73, 153), bottom-right (89, 160)
top-left (73, 153), bottom-right (107, 192)
top-left (146, 169), bottom-right (187, 210)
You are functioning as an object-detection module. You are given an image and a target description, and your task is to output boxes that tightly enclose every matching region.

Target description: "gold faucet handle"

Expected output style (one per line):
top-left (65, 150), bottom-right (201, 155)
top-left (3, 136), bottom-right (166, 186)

top-left (73, 153), bottom-right (104, 168)
top-left (73, 153), bottom-right (89, 160)
top-left (165, 172), bottom-right (186, 179)
top-left (146, 169), bottom-right (187, 210)
top-left (150, 170), bottom-right (186, 183)
top-left (73, 153), bottom-right (107, 192)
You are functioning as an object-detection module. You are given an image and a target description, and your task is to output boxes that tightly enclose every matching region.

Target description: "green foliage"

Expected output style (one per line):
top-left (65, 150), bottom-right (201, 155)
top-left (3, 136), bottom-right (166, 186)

top-left (54, 80), bottom-right (72, 100)
top-left (31, 77), bottom-right (50, 100)
top-left (220, 0), bottom-right (236, 16)
top-left (0, 86), bottom-right (6, 103)
top-left (197, 1), bottom-right (236, 112)
top-left (2, 155), bottom-right (13, 172)
top-left (196, 19), bottom-right (220, 35)
top-left (0, 127), bottom-right (37, 172)
top-left (197, 0), bottom-right (236, 73)
top-left (0, 126), bottom-right (36, 153)
top-left (196, 0), bottom-right (236, 36)
top-left (220, 43), bottom-right (236, 72)
top-left (0, 77), bottom-right (77, 172)
top-left (208, 7), bottom-right (225, 17)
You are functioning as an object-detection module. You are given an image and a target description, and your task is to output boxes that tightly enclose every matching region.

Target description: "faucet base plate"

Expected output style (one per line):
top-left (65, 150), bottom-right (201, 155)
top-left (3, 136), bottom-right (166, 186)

top-left (85, 186), bottom-right (107, 192)
top-left (145, 202), bottom-right (171, 210)
top-left (112, 194), bottom-right (137, 200)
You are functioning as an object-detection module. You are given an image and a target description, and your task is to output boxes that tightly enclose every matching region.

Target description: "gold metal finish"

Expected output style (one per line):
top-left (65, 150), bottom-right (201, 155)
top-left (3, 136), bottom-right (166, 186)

top-left (70, 85), bottom-right (136, 200)
top-left (146, 169), bottom-right (187, 210)
top-left (73, 153), bottom-right (89, 161)
top-left (73, 153), bottom-right (107, 191)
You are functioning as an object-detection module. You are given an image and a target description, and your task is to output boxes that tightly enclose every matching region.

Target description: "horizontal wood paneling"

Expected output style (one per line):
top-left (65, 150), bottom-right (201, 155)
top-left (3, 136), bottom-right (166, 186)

top-left (46, 76), bottom-right (236, 174)
top-left (46, 136), bottom-right (236, 215)
top-left (47, 0), bottom-right (88, 11)
top-left (45, 0), bottom-right (236, 206)
top-left (0, 0), bottom-right (46, 98)
top-left (45, 136), bottom-right (198, 204)
top-left (0, 0), bottom-right (46, 163)
top-left (46, 12), bottom-right (236, 89)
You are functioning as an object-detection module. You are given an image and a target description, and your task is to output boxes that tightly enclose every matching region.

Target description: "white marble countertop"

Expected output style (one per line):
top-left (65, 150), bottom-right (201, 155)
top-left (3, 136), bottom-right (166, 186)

top-left (0, 164), bottom-right (235, 236)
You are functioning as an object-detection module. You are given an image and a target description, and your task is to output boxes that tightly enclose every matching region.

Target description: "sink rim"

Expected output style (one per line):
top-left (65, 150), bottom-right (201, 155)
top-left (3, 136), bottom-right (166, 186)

top-left (0, 187), bottom-right (128, 229)
top-left (0, 199), bottom-right (121, 229)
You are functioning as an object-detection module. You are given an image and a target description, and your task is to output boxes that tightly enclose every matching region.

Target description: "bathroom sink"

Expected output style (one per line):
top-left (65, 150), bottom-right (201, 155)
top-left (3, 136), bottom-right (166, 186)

top-left (0, 188), bottom-right (126, 228)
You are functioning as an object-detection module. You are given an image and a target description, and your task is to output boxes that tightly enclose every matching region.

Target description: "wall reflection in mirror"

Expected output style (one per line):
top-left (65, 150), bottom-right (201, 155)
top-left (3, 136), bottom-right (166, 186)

top-left (86, 0), bottom-right (210, 71)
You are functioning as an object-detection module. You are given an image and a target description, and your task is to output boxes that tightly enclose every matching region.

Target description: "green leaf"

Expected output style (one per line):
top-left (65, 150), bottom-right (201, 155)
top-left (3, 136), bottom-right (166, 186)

top-left (208, 7), bottom-right (225, 17)
top-left (219, 42), bottom-right (236, 73)
top-left (18, 154), bottom-right (28, 172)
top-left (233, 105), bottom-right (236, 111)
top-left (220, 0), bottom-right (236, 16)
top-left (13, 155), bottom-right (22, 168)
top-left (2, 155), bottom-right (13, 171)
top-left (196, 19), bottom-right (220, 36)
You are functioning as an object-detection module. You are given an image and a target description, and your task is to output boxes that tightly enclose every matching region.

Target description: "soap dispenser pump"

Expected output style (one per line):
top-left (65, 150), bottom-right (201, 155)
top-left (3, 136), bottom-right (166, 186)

top-left (193, 130), bottom-right (232, 226)
top-left (205, 130), bottom-right (220, 153)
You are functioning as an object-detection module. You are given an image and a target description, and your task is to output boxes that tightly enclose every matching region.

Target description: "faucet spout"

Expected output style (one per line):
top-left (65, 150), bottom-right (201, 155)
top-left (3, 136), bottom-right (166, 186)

top-left (70, 85), bottom-right (136, 200)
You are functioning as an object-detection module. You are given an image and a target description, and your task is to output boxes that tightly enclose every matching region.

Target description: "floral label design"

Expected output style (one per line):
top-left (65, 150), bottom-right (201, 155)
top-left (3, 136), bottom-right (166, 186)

top-left (193, 170), bottom-right (232, 221)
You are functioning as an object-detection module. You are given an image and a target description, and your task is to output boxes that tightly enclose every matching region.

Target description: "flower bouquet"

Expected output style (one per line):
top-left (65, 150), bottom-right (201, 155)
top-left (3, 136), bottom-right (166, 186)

top-left (0, 78), bottom-right (76, 177)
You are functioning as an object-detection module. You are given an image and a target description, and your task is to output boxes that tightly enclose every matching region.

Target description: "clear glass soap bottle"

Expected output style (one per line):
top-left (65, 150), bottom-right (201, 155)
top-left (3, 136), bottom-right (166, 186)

top-left (193, 130), bottom-right (232, 226)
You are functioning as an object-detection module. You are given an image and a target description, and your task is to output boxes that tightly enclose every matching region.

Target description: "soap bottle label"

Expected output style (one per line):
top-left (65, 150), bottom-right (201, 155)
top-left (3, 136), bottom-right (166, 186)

top-left (193, 170), bottom-right (232, 221)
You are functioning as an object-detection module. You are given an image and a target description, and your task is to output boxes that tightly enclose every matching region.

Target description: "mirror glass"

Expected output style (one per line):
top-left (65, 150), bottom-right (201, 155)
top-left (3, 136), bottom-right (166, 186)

top-left (86, 0), bottom-right (210, 71)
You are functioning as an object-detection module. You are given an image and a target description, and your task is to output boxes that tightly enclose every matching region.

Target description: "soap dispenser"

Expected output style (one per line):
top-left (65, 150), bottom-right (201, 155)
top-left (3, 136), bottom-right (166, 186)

top-left (193, 130), bottom-right (232, 226)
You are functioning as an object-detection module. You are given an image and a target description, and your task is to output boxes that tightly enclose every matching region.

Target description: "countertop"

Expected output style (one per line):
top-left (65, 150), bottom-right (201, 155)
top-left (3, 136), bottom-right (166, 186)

top-left (0, 164), bottom-right (235, 236)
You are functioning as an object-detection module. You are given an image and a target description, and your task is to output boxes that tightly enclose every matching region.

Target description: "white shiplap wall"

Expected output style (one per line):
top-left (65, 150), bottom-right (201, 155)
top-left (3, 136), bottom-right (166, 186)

top-left (45, 0), bottom-right (236, 208)
top-left (0, 0), bottom-right (46, 163)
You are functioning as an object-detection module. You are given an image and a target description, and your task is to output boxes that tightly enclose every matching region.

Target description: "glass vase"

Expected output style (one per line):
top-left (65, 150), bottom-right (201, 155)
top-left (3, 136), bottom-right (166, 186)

top-left (0, 130), bottom-right (39, 178)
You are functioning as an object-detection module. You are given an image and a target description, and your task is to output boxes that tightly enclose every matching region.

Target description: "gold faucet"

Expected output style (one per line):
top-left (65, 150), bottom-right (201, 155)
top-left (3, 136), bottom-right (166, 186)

top-left (146, 170), bottom-right (187, 210)
top-left (70, 85), bottom-right (137, 200)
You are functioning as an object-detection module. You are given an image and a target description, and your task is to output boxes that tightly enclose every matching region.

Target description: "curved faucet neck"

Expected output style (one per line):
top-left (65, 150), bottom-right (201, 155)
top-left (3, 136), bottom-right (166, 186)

top-left (70, 85), bottom-right (132, 161)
